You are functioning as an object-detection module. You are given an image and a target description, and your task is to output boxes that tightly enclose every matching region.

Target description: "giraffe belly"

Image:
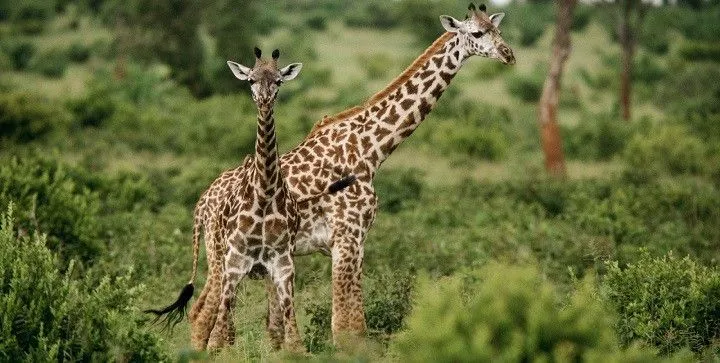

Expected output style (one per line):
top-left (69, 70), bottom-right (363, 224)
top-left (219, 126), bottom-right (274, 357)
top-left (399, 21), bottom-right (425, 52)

top-left (293, 214), bottom-right (332, 256)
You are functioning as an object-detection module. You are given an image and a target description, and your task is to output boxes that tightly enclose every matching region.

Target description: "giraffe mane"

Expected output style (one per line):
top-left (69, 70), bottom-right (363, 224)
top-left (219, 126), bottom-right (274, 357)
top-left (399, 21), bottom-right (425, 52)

top-left (309, 32), bottom-right (456, 134)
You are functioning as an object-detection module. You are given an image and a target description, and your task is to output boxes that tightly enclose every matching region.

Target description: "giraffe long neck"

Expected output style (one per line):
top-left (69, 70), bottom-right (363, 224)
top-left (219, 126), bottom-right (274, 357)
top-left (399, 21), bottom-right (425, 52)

top-left (361, 32), bottom-right (465, 171)
top-left (254, 106), bottom-right (281, 200)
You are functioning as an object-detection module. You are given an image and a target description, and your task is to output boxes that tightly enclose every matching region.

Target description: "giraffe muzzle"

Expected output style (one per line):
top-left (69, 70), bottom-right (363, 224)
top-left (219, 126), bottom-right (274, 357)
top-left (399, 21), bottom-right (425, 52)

top-left (498, 45), bottom-right (515, 65)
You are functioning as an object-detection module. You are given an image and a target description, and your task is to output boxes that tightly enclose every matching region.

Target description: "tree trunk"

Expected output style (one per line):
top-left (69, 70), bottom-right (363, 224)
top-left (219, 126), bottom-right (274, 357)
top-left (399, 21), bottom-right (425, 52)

top-left (619, 0), bottom-right (634, 121)
top-left (538, 0), bottom-right (576, 178)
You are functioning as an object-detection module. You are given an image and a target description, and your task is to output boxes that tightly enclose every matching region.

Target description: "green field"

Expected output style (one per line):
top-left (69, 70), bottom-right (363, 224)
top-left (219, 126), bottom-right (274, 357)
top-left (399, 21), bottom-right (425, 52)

top-left (1, 1), bottom-right (719, 361)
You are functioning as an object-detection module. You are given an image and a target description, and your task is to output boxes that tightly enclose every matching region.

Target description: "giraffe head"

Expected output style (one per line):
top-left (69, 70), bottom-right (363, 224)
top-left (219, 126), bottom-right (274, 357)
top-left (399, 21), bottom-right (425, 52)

top-left (439, 3), bottom-right (515, 65)
top-left (227, 47), bottom-right (302, 111)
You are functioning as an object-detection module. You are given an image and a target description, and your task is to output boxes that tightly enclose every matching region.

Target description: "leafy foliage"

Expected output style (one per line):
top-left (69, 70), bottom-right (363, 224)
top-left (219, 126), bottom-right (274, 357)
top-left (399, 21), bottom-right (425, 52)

top-left (0, 91), bottom-right (72, 142)
top-left (0, 155), bottom-right (102, 265)
top-left (393, 264), bottom-right (666, 361)
top-left (603, 252), bottom-right (720, 354)
top-left (0, 205), bottom-right (168, 362)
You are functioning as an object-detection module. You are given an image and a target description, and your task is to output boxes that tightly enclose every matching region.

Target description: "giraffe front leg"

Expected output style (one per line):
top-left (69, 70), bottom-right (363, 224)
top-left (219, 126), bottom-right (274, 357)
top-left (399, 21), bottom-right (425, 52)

top-left (330, 235), bottom-right (366, 347)
top-left (207, 251), bottom-right (252, 350)
top-left (268, 255), bottom-right (304, 352)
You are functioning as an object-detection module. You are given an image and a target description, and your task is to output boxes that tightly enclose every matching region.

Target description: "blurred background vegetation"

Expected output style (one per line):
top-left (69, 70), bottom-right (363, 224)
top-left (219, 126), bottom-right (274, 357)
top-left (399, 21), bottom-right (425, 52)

top-left (1, 0), bottom-right (719, 361)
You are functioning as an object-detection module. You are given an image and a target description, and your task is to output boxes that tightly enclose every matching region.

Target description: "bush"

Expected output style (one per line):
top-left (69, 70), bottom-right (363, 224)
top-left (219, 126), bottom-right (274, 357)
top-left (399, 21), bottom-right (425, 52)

top-left (503, 4), bottom-right (553, 47)
top-left (303, 301), bottom-right (332, 353)
top-left (393, 264), bottom-right (663, 361)
top-left (678, 40), bottom-right (720, 63)
top-left (393, 0), bottom-right (444, 44)
top-left (67, 42), bottom-right (90, 63)
top-left (0, 205), bottom-right (168, 362)
top-left (571, 5), bottom-right (593, 32)
top-left (507, 71), bottom-right (544, 102)
top-left (374, 168), bottom-right (424, 214)
top-left (0, 156), bottom-right (102, 265)
top-left (344, 0), bottom-right (398, 30)
top-left (603, 252), bottom-right (720, 354)
top-left (623, 125), bottom-right (707, 181)
top-left (562, 114), bottom-right (633, 160)
top-left (68, 90), bottom-right (116, 127)
top-left (364, 270), bottom-right (414, 339)
top-left (30, 48), bottom-right (69, 78)
top-left (6, 0), bottom-right (54, 34)
top-left (1, 40), bottom-right (36, 70)
top-left (0, 91), bottom-right (73, 142)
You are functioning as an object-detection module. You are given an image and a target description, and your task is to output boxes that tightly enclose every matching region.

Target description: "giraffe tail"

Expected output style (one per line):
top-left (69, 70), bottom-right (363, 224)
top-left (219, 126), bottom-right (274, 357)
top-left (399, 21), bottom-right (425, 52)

top-left (143, 283), bottom-right (194, 332)
top-left (143, 207), bottom-right (202, 331)
top-left (297, 174), bottom-right (357, 203)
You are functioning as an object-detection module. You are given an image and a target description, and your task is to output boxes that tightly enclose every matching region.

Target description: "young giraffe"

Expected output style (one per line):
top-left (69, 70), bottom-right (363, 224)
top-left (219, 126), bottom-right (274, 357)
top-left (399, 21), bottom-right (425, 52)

top-left (146, 48), bottom-right (355, 350)
top-left (153, 3), bottom-right (515, 348)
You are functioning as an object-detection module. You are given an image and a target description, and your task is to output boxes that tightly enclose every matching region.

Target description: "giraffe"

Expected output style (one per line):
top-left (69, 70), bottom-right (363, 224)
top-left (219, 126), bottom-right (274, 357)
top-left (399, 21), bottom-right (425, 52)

top-left (145, 47), bottom-right (355, 351)
top-left (276, 3), bottom-right (515, 344)
top-left (150, 2), bottom-right (515, 349)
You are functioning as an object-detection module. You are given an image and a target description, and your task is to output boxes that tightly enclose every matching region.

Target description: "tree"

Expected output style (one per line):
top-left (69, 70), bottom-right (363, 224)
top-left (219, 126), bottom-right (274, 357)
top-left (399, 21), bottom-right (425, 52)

top-left (538, 0), bottom-right (576, 178)
top-left (617, 0), bottom-right (648, 121)
top-left (105, 0), bottom-right (207, 96)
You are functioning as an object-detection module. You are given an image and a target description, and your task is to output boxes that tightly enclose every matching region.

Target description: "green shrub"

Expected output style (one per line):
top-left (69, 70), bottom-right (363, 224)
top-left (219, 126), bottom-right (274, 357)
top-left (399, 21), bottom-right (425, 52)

top-left (393, 264), bottom-right (662, 361)
top-left (303, 300), bottom-right (332, 353)
top-left (503, 4), bottom-right (553, 47)
top-left (571, 5), bottom-right (593, 32)
top-left (305, 12), bottom-right (327, 30)
top-left (623, 125), bottom-right (707, 181)
top-left (678, 40), bottom-right (720, 63)
top-left (374, 168), bottom-right (424, 214)
top-left (0, 91), bottom-right (72, 142)
top-left (1, 40), bottom-right (36, 70)
top-left (345, 0), bottom-right (398, 30)
top-left (30, 48), bottom-right (69, 78)
top-left (603, 252), bottom-right (720, 354)
top-left (68, 90), bottom-right (116, 127)
top-left (0, 205), bottom-right (168, 362)
top-left (364, 270), bottom-right (414, 339)
top-left (67, 42), bottom-right (90, 63)
top-left (507, 71), bottom-right (544, 102)
top-left (633, 53), bottom-right (667, 84)
top-left (562, 114), bottom-right (633, 160)
top-left (579, 66), bottom-right (615, 90)
top-left (393, 0), bottom-right (444, 44)
top-left (0, 156), bottom-right (102, 265)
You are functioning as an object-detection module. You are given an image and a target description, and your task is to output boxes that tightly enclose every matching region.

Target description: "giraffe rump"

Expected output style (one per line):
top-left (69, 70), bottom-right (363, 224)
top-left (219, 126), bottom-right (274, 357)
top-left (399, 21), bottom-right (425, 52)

top-left (144, 283), bottom-right (194, 331)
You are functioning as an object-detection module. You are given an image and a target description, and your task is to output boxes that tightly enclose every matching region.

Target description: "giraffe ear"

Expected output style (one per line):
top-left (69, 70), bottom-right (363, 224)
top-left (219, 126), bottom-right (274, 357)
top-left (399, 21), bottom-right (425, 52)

top-left (227, 61), bottom-right (252, 81)
top-left (440, 15), bottom-right (464, 33)
top-left (280, 63), bottom-right (302, 81)
top-left (489, 13), bottom-right (505, 28)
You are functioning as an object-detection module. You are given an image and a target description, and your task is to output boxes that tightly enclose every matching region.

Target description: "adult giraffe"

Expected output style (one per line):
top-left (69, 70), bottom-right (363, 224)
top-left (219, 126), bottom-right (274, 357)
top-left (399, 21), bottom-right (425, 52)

top-left (161, 2), bottom-right (515, 349)
top-left (281, 3), bottom-right (515, 343)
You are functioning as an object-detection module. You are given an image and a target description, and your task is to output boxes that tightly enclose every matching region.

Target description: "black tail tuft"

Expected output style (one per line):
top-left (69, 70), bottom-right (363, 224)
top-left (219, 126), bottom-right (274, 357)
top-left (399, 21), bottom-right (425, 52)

top-left (328, 174), bottom-right (357, 194)
top-left (144, 283), bottom-right (194, 332)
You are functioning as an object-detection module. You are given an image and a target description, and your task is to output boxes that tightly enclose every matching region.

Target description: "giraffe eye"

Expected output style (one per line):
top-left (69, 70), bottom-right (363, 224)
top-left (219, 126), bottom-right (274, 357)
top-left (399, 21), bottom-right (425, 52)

top-left (471, 31), bottom-right (484, 38)
top-left (275, 79), bottom-right (283, 86)
top-left (248, 79), bottom-right (256, 85)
